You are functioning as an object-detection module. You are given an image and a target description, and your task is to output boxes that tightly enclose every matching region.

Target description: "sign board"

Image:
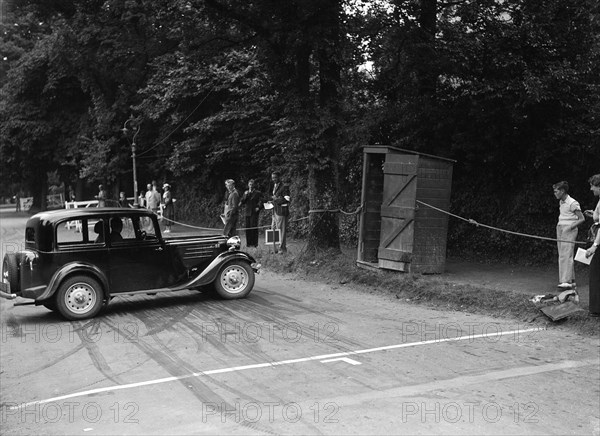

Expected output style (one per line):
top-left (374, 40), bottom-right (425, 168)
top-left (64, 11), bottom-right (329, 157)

top-left (265, 229), bottom-right (281, 245)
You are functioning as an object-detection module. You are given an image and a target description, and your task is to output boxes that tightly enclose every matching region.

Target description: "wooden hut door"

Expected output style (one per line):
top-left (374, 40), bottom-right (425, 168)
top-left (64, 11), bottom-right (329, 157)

top-left (378, 154), bottom-right (418, 271)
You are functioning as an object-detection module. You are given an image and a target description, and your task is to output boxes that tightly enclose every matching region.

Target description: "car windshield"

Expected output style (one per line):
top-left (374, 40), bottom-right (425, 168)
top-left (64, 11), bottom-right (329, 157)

top-left (132, 215), bottom-right (158, 239)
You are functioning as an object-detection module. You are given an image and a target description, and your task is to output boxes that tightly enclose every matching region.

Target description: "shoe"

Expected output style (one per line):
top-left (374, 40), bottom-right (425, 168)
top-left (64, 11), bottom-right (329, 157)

top-left (557, 282), bottom-right (574, 289)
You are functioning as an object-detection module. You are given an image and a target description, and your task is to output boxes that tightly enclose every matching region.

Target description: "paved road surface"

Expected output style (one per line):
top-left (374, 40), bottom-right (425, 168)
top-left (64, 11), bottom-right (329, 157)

top-left (1, 207), bottom-right (598, 435)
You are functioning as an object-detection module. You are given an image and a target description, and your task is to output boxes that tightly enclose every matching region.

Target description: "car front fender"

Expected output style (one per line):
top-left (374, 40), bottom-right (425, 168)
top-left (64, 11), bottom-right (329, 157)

top-left (35, 262), bottom-right (110, 302)
top-left (173, 251), bottom-right (257, 290)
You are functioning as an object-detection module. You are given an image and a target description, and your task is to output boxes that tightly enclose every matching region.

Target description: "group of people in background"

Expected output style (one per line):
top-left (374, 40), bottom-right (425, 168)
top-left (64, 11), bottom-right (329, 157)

top-left (93, 180), bottom-right (175, 232)
top-left (138, 180), bottom-right (175, 232)
top-left (223, 171), bottom-right (290, 253)
top-left (553, 174), bottom-right (600, 317)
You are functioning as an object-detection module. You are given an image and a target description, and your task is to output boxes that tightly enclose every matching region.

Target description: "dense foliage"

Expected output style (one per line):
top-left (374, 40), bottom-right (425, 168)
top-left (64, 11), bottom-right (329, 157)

top-left (1, 0), bottom-right (598, 261)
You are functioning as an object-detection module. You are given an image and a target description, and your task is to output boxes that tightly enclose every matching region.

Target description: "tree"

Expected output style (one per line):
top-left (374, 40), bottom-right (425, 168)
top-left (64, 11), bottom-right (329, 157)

top-left (198, 0), bottom-right (348, 251)
top-left (1, 0), bottom-right (175, 207)
top-left (0, 10), bottom-right (88, 210)
top-left (361, 0), bottom-right (600, 260)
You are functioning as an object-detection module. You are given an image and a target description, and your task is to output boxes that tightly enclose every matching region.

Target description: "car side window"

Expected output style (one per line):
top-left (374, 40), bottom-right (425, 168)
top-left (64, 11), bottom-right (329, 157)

top-left (132, 216), bottom-right (158, 241)
top-left (109, 216), bottom-right (157, 245)
top-left (56, 218), bottom-right (96, 246)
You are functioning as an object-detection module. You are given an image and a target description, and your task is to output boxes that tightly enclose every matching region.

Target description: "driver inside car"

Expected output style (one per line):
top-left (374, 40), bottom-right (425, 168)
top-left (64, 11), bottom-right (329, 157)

top-left (93, 220), bottom-right (104, 243)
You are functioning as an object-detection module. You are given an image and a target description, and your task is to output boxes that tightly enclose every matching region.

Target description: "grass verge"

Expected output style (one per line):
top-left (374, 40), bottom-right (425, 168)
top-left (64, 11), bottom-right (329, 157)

top-left (249, 246), bottom-right (599, 337)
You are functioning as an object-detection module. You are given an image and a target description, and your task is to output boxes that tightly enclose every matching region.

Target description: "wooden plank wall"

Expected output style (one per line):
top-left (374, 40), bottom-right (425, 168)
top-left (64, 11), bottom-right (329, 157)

top-left (412, 157), bottom-right (453, 273)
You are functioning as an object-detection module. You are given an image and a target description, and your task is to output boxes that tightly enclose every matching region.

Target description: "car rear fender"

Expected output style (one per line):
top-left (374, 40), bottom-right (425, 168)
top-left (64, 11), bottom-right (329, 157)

top-left (175, 251), bottom-right (257, 290)
top-left (37, 262), bottom-right (110, 302)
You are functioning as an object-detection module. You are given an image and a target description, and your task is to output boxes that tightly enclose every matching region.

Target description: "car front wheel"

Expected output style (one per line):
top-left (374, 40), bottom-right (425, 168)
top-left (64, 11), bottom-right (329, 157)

top-left (214, 261), bottom-right (255, 299)
top-left (56, 275), bottom-right (104, 320)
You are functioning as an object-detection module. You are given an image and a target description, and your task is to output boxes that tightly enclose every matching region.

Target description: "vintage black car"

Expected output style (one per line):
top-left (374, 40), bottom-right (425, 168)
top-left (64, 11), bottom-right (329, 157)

top-left (0, 208), bottom-right (260, 320)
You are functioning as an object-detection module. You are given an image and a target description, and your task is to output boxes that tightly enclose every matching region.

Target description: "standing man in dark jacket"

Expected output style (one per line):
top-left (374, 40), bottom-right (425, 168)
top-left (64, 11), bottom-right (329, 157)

top-left (270, 171), bottom-right (290, 253)
top-left (240, 179), bottom-right (262, 247)
top-left (223, 179), bottom-right (240, 237)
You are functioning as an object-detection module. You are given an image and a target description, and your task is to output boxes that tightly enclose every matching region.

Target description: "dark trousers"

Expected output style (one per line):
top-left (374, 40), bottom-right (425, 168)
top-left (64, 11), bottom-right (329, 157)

top-left (245, 214), bottom-right (259, 247)
top-left (590, 250), bottom-right (600, 313)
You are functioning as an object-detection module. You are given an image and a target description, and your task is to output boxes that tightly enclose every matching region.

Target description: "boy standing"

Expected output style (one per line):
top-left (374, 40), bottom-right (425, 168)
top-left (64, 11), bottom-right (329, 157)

top-left (553, 181), bottom-right (585, 288)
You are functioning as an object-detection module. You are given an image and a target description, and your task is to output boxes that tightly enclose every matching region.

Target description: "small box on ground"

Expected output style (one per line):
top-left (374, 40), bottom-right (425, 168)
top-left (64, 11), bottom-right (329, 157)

top-left (265, 229), bottom-right (280, 245)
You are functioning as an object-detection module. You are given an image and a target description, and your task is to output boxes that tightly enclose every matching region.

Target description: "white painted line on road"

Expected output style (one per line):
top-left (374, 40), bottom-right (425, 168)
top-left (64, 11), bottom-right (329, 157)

top-left (10, 327), bottom-right (543, 409)
top-left (292, 358), bottom-right (600, 411)
top-left (321, 357), bottom-right (362, 365)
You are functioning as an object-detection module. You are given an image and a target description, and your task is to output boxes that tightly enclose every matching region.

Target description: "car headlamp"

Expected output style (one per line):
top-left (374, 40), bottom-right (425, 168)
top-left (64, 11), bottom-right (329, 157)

top-left (226, 236), bottom-right (241, 250)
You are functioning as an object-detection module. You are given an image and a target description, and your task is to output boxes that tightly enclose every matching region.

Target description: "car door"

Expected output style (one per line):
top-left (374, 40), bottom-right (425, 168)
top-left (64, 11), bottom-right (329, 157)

top-left (33, 217), bottom-right (110, 291)
top-left (107, 215), bottom-right (177, 293)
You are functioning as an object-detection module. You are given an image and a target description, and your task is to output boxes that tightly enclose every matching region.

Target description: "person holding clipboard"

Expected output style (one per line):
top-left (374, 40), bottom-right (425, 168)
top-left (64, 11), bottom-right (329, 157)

top-left (268, 171), bottom-right (291, 254)
top-left (585, 174), bottom-right (600, 316)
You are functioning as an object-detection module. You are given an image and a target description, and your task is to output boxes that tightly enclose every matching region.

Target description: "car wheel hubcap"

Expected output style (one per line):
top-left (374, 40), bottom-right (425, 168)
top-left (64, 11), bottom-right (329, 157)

top-left (221, 266), bottom-right (248, 294)
top-left (65, 283), bottom-right (96, 314)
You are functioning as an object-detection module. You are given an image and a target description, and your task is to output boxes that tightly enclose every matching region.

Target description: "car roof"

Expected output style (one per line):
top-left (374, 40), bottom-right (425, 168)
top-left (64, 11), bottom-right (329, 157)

top-left (28, 207), bottom-right (154, 224)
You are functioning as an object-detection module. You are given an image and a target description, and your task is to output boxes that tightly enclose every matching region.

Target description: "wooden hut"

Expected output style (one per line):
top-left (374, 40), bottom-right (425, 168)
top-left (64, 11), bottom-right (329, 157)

top-left (357, 146), bottom-right (455, 274)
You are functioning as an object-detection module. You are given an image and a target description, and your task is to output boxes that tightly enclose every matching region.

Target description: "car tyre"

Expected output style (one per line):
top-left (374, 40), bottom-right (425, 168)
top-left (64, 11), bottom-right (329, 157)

top-left (214, 261), bottom-right (254, 299)
top-left (56, 275), bottom-right (104, 320)
top-left (2, 253), bottom-right (20, 293)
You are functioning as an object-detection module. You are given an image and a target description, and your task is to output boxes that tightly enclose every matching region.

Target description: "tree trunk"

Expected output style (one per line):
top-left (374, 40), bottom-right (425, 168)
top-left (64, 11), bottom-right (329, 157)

top-left (30, 176), bottom-right (47, 213)
top-left (306, 0), bottom-right (342, 252)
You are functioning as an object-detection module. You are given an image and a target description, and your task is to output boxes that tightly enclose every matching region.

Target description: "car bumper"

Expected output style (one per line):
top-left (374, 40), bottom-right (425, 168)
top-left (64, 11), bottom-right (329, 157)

top-left (0, 282), bottom-right (17, 300)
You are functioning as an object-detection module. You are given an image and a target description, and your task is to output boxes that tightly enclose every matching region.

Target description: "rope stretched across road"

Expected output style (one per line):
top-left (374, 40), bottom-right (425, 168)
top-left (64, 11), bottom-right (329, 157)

top-left (308, 206), bottom-right (362, 216)
top-left (159, 205), bottom-right (363, 232)
top-left (160, 215), bottom-right (310, 232)
top-left (160, 201), bottom-right (582, 246)
top-left (416, 200), bottom-right (587, 245)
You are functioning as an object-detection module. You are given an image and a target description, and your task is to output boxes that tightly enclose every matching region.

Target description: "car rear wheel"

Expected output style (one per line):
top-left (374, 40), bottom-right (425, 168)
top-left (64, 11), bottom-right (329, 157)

top-left (56, 275), bottom-right (104, 320)
top-left (2, 253), bottom-right (20, 293)
top-left (214, 261), bottom-right (254, 299)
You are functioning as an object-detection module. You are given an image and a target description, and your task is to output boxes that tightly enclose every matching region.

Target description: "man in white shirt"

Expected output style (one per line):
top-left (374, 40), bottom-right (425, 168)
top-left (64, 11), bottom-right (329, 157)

top-left (145, 183), bottom-right (161, 213)
top-left (553, 181), bottom-right (585, 288)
